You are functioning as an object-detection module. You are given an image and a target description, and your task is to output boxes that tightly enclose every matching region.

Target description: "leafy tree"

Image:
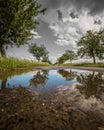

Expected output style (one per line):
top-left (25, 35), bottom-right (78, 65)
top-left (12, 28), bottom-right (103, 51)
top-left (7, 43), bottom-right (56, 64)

top-left (57, 50), bottom-right (77, 64)
top-left (29, 43), bottom-right (49, 62)
top-left (65, 50), bottom-right (77, 63)
top-left (42, 55), bottom-right (52, 64)
top-left (0, 0), bottom-right (46, 57)
top-left (57, 53), bottom-right (69, 64)
top-left (77, 30), bottom-right (104, 64)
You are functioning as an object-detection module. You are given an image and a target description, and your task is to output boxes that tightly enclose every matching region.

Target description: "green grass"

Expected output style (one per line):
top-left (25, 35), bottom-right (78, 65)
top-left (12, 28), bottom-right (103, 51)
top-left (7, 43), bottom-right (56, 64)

top-left (0, 57), bottom-right (50, 70)
top-left (63, 62), bottom-right (104, 67)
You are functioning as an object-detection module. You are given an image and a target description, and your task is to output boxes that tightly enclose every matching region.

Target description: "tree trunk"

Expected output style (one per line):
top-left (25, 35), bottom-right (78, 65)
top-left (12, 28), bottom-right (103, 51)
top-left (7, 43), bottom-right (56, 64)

top-left (70, 59), bottom-right (72, 63)
top-left (0, 43), bottom-right (6, 57)
top-left (38, 58), bottom-right (40, 62)
top-left (92, 55), bottom-right (96, 64)
top-left (1, 79), bottom-right (7, 90)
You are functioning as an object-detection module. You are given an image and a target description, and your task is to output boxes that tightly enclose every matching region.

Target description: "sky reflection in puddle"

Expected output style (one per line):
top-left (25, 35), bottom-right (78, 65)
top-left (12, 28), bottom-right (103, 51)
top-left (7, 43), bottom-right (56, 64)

top-left (0, 68), bottom-right (104, 130)
top-left (0, 68), bottom-right (104, 99)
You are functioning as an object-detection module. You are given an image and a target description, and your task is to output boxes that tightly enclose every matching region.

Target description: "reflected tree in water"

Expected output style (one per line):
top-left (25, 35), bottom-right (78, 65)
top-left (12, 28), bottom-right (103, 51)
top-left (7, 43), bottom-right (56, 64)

top-left (77, 72), bottom-right (104, 99)
top-left (0, 72), bottom-right (10, 89)
top-left (58, 69), bottom-right (77, 81)
top-left (0, 70), bottom-right (31, 89)
top-left (0, 78), bottom-right (7, 90)
top-left (30, 70), bottom-right (49, 87)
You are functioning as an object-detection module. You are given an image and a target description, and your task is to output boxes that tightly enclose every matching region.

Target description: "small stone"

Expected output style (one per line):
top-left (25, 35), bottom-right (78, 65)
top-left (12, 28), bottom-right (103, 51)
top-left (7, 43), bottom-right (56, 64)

top-left (12, 96), bottom-right (16, 99)
top-left (15, 113), bottom-right (18, 116)
top-left (56, 114), bottom-right (59, 118)
top-left (21, 109), bottom-right (24, 112)
top-left (6, 103), bottom-right (9, 106)
top-left (98, 127), bottom-right (104, 130)
top-left (42, 103), bottom-right (45, 106)
top-left (1, 109), bottom-right (4, 112)
top-left (32, 97), bottom-right (36, 101)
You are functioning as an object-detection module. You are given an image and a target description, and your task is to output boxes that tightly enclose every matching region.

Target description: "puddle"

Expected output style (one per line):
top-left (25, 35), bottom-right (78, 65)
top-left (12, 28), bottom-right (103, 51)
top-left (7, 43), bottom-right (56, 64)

top-left (0, 68), bottom-right (104, 130)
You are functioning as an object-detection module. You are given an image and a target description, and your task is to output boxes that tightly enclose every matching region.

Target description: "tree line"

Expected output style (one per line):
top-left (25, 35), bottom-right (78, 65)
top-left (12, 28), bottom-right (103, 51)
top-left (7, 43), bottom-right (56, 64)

top-left (0, 0), bottom-right (104, 64)
top-left (56, 30), bottom-right (104, 64)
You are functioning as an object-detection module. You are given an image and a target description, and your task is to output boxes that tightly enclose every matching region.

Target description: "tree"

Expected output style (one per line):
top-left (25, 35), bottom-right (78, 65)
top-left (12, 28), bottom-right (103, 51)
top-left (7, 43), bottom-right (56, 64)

top-left (57, 53), bottom-right (69, 64)
top-left (0, 0), bottom-right (46, 57)
top-left (65, 50), bottom-right (77, 63)
top-left (57, 50), bottom-right (77, 64)
top-left (42, 55), bottom-right (52, 64)
top-left (77, 30), bottom-right (104, 64)
top-left (29, 43), bottom-right (49, 62)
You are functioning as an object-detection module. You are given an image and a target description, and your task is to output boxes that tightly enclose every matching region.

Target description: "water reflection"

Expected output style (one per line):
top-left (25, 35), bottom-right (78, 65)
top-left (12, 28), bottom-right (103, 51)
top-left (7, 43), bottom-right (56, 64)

top-left (58, 69), bottom-right (77, 80)
top-left (0, 78), bottom-right (7, 90)
top-left (0, 68), bottom-right (104, 130)
top-left (30, 70), bottom-right (49, 87)
top-left (0, 69), bottom-right (77, 90)
top-left (0, 69), bottom-right (104, 100)
top-left (77, 72), bottom-right (104, 99)
top-left (0, 70), bottom-right (31, 89)
top-left (0, 85), bottom-right (104, 130)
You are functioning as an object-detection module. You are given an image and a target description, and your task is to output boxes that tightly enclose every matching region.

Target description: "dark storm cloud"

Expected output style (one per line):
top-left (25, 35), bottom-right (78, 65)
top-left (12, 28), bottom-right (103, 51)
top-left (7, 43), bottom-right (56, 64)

top-left (70, 12), bottom-right (78, 19)
top-left (57, 10), bottom-right (63, 20)
top-left (39, 0), bottom-right (104, 14)
top-left (94, 19), bottom-right (102, 25)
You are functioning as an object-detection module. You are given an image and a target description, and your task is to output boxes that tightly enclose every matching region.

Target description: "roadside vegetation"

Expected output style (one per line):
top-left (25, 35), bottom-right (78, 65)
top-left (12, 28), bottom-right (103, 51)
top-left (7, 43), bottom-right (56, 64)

top-left (0, 57), bottom-right (50, 70)
top-left (56, 30), bottom-right (104, 66)
top-left (63, 62), bottom-right (104, 67)
top-left (77, 30), bottom-right (104, 64)
top-left (0, 0), bottom-right (103, 69)
top-left (56, 50), bottom-right (77, 64)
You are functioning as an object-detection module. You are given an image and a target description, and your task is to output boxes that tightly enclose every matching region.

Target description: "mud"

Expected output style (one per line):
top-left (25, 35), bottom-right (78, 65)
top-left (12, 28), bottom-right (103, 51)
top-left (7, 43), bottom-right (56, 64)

top-left (0, 86), bottom-right (104, 130)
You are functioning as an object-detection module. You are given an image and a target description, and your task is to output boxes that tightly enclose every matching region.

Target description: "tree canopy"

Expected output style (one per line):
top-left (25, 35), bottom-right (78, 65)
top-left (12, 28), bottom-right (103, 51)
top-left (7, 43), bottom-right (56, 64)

top-left (0, 0), bottom-right (46, 57)
top-left (65, 50), bottom-right (77, 63)
top-left (29, 43), bottom-right (49, 62)
top-left (57, 50), bottom-right (77, 64)
top-left (77, 30), bottom-right (104, 64)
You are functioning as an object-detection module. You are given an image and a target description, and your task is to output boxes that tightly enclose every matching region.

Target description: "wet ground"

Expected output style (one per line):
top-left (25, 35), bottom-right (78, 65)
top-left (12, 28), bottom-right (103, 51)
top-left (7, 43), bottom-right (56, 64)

top-left (0, 68), bottom-right (104, 130)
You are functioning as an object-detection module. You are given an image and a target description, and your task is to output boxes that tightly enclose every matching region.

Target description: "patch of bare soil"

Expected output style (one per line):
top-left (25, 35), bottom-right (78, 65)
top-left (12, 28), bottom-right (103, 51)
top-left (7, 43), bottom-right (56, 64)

top-left (0, 87), bottom-right (104, 130)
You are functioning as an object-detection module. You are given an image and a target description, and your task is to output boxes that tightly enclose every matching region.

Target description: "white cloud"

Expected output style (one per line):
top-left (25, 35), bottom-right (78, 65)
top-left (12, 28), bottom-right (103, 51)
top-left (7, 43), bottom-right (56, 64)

top-left (7, 5), bottom-right (104, 63)
top-left (56, 39), bottom-right (69, 46)
top-left (41, 6), bottom-right (104, 50)
top-left (49, 56), bottom-right (57, 63)
top-left (30, 30), bottom-right (41, 39)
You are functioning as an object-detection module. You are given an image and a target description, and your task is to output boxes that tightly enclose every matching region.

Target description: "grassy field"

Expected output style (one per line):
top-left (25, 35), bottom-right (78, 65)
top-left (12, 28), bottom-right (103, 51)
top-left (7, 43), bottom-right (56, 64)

top-left (63, 62), bottom-right (104, 67)
top-left (0, 57), bottom-right (50, 70)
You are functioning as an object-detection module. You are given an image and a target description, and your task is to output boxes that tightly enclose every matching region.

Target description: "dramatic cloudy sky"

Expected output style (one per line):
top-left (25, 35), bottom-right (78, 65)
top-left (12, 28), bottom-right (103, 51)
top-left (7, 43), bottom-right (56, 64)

top-left (7, 0), bottom-right (104, 63)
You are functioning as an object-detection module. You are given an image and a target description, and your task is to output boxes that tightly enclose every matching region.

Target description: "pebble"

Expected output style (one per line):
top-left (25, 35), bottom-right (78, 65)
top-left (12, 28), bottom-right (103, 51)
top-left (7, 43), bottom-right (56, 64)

top-left (42, 103), bottom-right (45, 106)
top-left (1, 109), bottom-right (4, 112)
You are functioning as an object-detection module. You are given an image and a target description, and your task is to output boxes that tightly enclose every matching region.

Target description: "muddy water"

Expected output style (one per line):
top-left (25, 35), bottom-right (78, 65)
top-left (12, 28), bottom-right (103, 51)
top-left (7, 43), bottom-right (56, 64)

top-left (0, 68), bottom-right (104, 130)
